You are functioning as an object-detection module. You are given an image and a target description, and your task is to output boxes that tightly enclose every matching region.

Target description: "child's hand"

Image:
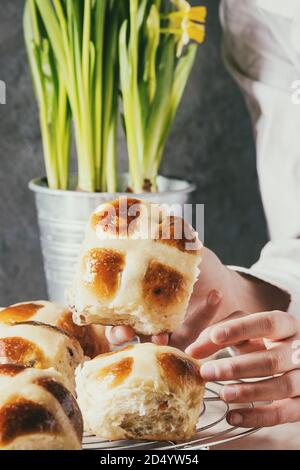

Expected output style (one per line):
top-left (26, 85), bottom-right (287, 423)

top-left (187, 310), bottom-right (300, 428)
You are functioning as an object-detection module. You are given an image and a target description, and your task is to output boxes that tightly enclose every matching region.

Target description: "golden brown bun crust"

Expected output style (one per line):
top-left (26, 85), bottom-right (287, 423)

top-left (0, 367), bottom-right (83, 450)
top-left (76, 343), bottom-right (205, 442)
top-left (91, 197), bottom-right (142, 236)
top-left (82, 248), bottom-right (125, 302)
top-left (0, 303), bottom-right (44, 324)
top-left (96, 357), bottom-right (134, 388)
top-left (0, 301), bottom-right (109, 358)
top-left (0, 398), bottom-right (58, 446)
top-left (157, 351), bottom-right (203, 393)
top-left (70, 198), bottom-right (202, 335)
top-left (0, 322), bottom-right (84, 394)
top-left (56, 310), bottom-right (109, 358)
top-left (142, 261), bottom-right (185, 311)
top-left (35, 377), bottom-right (83, 440)
top-left (0, 364), bottom-right (26, 377)
top-left (156, 216), bottom-right (202, 255)
top-left (0, 336), bottom-right (48, 368)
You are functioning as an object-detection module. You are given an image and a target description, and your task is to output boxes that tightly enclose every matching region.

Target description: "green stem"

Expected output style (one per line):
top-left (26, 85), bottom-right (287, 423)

top-left (94, 0), bottom-right (106, 190)
top-left (39, 106), bottom-right (58, 189)
top-left (83, 0), bottom-right (91, 91)
top-left (29, 0), bottom-right (40, 44)
top-left (102, 2), bottom-right (119, 191)
top-left (119, 20), bottom-right (143, 192)
top-left (106, 109), bottom-right (118, 193)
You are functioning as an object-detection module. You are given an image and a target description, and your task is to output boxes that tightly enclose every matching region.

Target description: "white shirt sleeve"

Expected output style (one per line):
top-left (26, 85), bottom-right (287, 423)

top-left (229, 240), bottom-right (300, 317)
top-left (221, 0), bottom-right (300, 318)
top-left (255, 0), bottom-right (297, 19)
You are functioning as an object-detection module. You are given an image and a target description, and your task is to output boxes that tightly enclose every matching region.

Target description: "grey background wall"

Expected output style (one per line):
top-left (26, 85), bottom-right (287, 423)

top-left (0, 0), bottom-right (268, 305)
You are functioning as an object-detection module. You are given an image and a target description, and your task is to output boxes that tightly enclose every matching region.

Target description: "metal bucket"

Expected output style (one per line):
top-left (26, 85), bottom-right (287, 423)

top-left (29, 174), bottom-right (196, 303)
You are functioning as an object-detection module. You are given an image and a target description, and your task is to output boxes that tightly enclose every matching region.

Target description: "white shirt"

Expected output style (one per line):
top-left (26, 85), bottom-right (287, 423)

top-left (221, 0), bottom-right (300, 317)
top-left (256, 0), bottom-right (298, 19)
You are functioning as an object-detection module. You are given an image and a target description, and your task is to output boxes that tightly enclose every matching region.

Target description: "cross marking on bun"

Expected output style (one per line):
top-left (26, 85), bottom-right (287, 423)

top-left (69, 198), bottom-right (202, 335)
top-left (0, 367), bottom-right (83, 450)
top-left (0, 322), bottom-right (84, 393)
top-left (0, 301), bottom-right (109, 358)
top-left (76, 343), bottom-right (205, 442)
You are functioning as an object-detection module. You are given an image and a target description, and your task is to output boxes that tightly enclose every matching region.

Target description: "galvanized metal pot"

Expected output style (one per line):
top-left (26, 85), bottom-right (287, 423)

top-left (29, 174), bottom-right (196, 303)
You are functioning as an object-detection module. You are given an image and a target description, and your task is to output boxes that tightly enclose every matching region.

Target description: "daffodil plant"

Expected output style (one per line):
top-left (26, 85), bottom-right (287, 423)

top-left (120, 0), bottom-right (206, 192)
top-left (24, 0), bottom-right (206, 193)
top-left (24, 0), bottom-right (121, 192)
top-left (24, 0), bottom-right (71, 190)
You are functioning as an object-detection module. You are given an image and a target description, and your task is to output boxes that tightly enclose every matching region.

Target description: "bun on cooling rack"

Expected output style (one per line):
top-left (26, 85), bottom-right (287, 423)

top-left (76, 343), bottom-right (205, 442)
top-left (0, 322), bottom-right (84, 393)
top-left (69, 198), bottom-right (202, 335)
top-left (0, 365), bottom-right (83, 450)
top-left (0, 300), bottom-right (109, 358)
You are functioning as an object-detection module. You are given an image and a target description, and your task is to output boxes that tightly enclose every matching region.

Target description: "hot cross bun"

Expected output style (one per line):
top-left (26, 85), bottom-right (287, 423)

top-left (0, 366), bottom-right (83, 450)
top-left (69, 198), bottom-right (202, 335)
top-left (0, 300), bottom-right (109, 358)
top-left (76, 343), bottom-right (205, 442)
top-left (0, 322), bottom-right (84, 393)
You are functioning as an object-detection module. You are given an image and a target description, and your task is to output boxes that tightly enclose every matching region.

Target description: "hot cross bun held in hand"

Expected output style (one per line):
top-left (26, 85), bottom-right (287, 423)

top-left (0, 366), bottom-right (83, 450)
top-left (69, 198), bottom-right (202, 336)
top-left (76, 343), bottom-right (205, 442)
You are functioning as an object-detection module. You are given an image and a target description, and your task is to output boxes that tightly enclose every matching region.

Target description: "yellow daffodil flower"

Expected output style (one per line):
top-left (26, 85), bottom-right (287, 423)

top-left (161, 0), bottom-right (207, 57)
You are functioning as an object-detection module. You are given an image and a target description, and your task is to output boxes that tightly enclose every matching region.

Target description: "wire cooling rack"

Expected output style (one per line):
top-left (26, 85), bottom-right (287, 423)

top-left (82, 381), bottom-right (261, 450)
